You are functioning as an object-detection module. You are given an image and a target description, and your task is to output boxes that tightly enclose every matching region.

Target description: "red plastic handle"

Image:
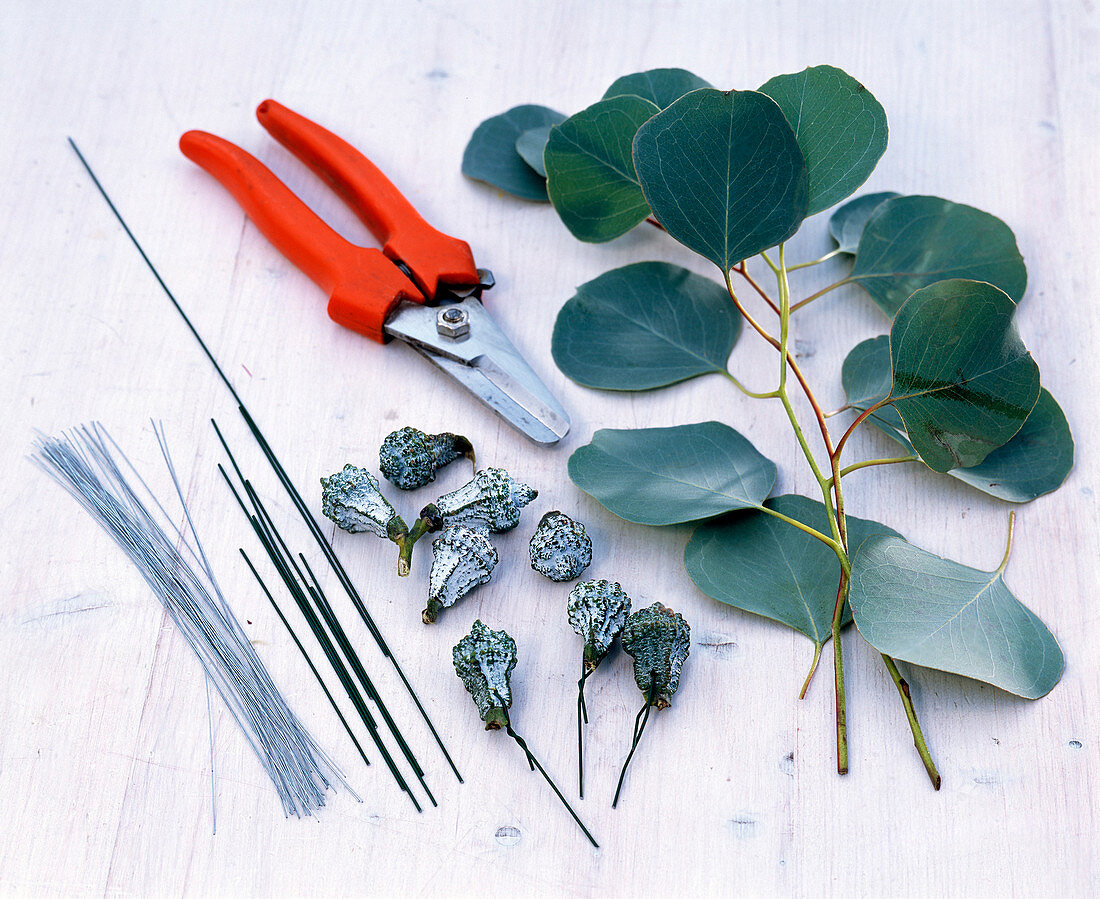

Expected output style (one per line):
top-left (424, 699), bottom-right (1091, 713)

top-left (255, 99), bottom-right (480, 299)
top-left (180, 129), bottom-right (421, 342)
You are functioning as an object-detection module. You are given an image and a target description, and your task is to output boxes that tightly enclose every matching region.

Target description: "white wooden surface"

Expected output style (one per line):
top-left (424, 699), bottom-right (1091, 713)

top-left (2, 1), bottom-right (1097, 895)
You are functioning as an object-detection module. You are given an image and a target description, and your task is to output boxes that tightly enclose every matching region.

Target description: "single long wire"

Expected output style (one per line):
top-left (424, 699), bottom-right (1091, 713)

top-left (68, 137), bottom-right (459, 784)
top-left (505, 723), bottom-right (598, 849)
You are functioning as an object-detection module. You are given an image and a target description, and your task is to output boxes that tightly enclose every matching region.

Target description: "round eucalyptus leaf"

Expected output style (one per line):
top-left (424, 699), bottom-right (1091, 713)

top-left (462, 105), bottom-right (565, 202)
top-left (843, 336), bottom-right (1073, 502)
top-left (544, 95), bottom-right (660, 242)
top-left (829, 191), bottom-right (900, 253)
top-left (890, 280), bottom-right (1040, 472)
top-left (685, 495), bottom-right (901, 645)
top-left (551, 262), bottom-right (740, 390)
top-left (515, 125), bottom-right (553, 177)
top-left (759, 65), bottom-right (888, 216)
top-left (603, 68), bottom-right (713, 109)
top-left (851, 195), bottom-right (1028, 316)
top-left (633, 89), bottom-right (808, 272)
top-left (850, 535), bottom-right (1064, 699)
top-left (568, 422), bottom-right (777, 526)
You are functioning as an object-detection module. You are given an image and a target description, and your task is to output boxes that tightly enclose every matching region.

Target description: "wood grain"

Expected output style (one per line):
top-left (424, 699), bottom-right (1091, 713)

top-left (2, 1), bottom-right (1097, 895)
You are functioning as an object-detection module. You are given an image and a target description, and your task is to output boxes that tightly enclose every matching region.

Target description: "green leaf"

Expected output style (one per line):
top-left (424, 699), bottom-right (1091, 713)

top-left (890, 280), bottom-right (1041, 472)
top-left (603, 68), bottom-right (713, 109)
top-left (551, 262), bottom-right (741, 390)
top-left (685, 495), bottom-right (901, 644)
top-left (568, 422), bottom-right (777, 525)
top-left (544, 95), bottom-right (660, 242)
top-left (843, 336), bottom-right (1074, 502)
top-left (462, 105), bottom-right (566, 201)
top-left (850, 195), bottom-right (1028, 316)
top-left (759, 66), bottom-right (888, 216)
top-left (829, 191), bottom-right (900, 253)
top-left (850, 535), bottom-right (1064, 699)
top-left (632, 89), bottom-right (808, 271)
top-left (515, 125), bottom-right (553, 177)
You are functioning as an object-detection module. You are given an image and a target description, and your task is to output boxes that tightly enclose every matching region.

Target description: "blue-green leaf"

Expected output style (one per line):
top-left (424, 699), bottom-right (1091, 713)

top-left (890, 280), bottom-right (1041, 472)
top-left (843, 336), bottom-right (1074, 502)
top-left (462, 105), bottom-right (566, 201)
top-left (515, 125), bottom-right (554, 177)
top-left (544, 95), bottom-right (660, 242)
top-left (603, 68), bottom-right (713, 109)
top-left (850, 535), bottom-right (1064, 699)
top-left (850, 195), bottom-right (1028, 316)
top-left (829, 191), bottom-right (900, 254)
top-left (551, 262), bottom-right (740, 390)
top-left (759, 65), bottom-right (888, 216)
top-left (685, 495), bottom-right (901, 644)
top-left (632, 89), bottom-right (808, 271)
top-left (568, 422), bottom-right (777, 526)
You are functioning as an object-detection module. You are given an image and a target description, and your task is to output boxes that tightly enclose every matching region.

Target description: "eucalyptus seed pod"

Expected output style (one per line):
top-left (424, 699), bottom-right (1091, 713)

top-left (613, 602), bottom-right (691, 808)
top-left (452, 619), bottom-right (599, 848)
top-left (421, 468), bottom-right (538, 533)
top-left (320, 463), bottom-right (406, 540)
top-left (452, 619), bottom-right (516, 730)
top-left (621, 603), bottom-right (691, 710)
top-left (568, 579), bottom-right (631, 670)
top-left (379, 426), bottom-right (475, 490)
top-left (568, 578), bottom-right (631, 799)
top-left (424, 525), bottom-right (498, 624)
top-left (530, 511), bottom-right (593, 582)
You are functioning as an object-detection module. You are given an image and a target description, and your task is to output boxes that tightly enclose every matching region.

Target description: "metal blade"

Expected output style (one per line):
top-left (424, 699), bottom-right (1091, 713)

top-left (384, 297), bottom-right (570, 445)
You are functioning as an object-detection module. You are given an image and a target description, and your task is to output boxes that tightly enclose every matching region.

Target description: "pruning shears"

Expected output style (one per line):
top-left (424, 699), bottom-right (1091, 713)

top-left (180, 99), bottom-right (569, 444)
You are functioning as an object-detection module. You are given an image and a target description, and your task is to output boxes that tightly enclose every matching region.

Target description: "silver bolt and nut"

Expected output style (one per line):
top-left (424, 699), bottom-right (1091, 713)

top-left (437, 306), bottom-right (470, 338)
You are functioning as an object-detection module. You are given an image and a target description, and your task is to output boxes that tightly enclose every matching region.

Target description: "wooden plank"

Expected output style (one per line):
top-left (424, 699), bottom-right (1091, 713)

top-left (1, 0), bottom-right (1096, 895)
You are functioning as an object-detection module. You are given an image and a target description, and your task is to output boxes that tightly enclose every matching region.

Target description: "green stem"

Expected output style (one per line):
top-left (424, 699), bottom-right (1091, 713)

top-left (787, 247), bottom-right (844, 271)
top-left (799, 642), bottom-right (823, 700)
top-left (756, 504), bottom-right (839, 552)
top-left (732, 262), bottom-right (780, 314)
top-left (832, 575), bottom-right (850, 775)
top-left (790, 277), bottom-right (851, 312)
top-left (723, 371), bottom-right (778, 400)
top-left (996, 510), bottom-right (1016, 575)
top-left (835, 455), bottom-right (919, 482)
top-left (881, 655), bottom-right (941, 790)
top-left (397, 516), bottom-right (433, 577)
top-left (833, 397), bottom-right (896, 465)
top-left (777, 244), bottom-right (791, 393)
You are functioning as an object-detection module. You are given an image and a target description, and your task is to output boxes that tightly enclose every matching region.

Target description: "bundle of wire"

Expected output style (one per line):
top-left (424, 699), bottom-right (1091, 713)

top-left (32, 421), bottom-right (349, 818)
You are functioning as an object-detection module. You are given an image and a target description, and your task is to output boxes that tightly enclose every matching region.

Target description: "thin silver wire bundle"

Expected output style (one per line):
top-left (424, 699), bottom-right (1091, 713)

top-left (32, 422), bottom-right (348, 818)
